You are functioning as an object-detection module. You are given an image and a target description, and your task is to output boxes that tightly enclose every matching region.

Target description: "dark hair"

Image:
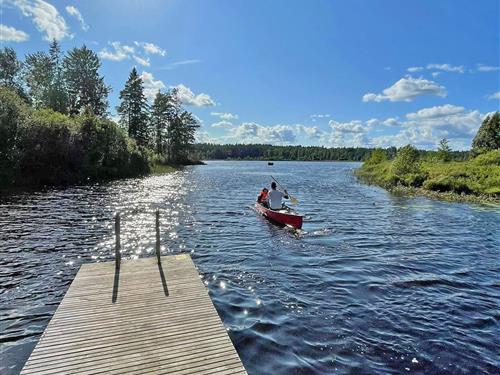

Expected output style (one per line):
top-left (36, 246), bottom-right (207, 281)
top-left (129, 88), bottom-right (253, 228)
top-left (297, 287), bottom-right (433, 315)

top-left (263, 188), bottom-right (268, 192)
top-left (271, 182), bottom-right (277, 189)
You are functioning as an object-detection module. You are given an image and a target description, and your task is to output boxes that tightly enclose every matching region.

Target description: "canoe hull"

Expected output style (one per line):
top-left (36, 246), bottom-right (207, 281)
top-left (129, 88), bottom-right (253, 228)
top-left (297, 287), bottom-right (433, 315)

top-left (255, 203), bottom-right (303, 229)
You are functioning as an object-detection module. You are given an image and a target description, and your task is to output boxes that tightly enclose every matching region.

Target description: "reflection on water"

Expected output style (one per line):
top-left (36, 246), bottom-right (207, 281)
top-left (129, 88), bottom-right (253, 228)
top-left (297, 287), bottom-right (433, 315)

top-left (1, 161), bottom-right (499, 374)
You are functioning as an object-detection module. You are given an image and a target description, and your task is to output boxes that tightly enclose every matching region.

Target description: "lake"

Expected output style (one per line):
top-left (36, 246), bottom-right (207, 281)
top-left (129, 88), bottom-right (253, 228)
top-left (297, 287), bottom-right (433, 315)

top-left (1, 161), bottom-right (499, 374)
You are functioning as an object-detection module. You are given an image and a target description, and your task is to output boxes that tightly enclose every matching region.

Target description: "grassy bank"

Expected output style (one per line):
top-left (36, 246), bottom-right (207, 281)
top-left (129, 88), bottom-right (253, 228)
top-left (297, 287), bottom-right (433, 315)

top-left (356, 148), bottom-right (500, 204)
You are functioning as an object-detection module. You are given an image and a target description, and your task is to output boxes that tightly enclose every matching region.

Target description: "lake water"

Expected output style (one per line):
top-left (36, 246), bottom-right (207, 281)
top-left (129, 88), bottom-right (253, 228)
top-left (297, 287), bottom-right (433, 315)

top-left (1, 161), bottom-right (499, 374)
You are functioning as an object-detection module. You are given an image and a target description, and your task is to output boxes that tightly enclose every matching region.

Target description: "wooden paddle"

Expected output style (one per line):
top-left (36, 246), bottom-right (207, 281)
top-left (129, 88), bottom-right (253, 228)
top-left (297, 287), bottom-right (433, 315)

top-left (271, 176), bottom-right (299, 205)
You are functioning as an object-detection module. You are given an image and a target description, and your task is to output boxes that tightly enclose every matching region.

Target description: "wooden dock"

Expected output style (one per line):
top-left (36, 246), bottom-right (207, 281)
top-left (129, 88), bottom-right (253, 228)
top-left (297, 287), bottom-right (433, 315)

top-left (21, 218), bottom-right (247, 375)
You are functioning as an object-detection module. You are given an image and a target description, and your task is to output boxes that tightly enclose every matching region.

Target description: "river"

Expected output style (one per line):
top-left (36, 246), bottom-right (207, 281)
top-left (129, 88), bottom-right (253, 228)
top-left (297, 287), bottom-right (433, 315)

top-left (1, 161), bottom-right (499, 374)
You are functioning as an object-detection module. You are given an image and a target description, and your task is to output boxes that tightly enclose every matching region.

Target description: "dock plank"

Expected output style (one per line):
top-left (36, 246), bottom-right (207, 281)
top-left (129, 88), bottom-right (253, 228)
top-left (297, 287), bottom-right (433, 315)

top-left (21, 254), bottom-right (246, 374)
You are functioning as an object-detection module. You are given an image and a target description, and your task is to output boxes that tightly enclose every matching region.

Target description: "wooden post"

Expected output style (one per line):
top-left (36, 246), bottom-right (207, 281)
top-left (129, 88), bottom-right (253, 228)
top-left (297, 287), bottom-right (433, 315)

top-left (155, 209), bottom-right (161, 264)
top-left (115, 213), bottom-right (121, 268)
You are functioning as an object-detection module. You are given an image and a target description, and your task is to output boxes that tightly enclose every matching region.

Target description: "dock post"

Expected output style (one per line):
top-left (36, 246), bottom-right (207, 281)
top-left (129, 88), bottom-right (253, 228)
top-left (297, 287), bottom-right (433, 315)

top-left (155, 209), bottom-right (161, 264)
top-left (115, 212), bottom-right (121, 268)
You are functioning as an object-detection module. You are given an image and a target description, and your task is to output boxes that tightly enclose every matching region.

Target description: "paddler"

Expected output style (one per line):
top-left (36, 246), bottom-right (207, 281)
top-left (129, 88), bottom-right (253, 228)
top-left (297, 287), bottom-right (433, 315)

top-left (268, 182), bottom-right (289, 210)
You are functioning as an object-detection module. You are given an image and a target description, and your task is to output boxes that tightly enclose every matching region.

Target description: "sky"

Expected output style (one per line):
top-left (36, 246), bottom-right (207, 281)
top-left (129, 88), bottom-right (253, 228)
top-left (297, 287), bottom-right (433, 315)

top-left (1, 0), bottom-right (499, 150)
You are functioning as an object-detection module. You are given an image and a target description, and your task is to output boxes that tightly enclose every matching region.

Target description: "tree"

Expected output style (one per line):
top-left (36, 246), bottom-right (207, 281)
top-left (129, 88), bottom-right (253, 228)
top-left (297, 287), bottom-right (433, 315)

top-left (63, 45), bottom-right (109, 116)
top-left (0, 47), bottom-right (26, 99)
top-left (47, 39), bottom-right (68, 113)
top-left (392, 144), bottom-right (420, 176)
top-left (24, 51), bottom-right (53, 109)
top-left (117, 67), bottom-right (150, 146)
top-left (366, 148), bottom-right (387, 165)
top-left (472, 112), bottom-right (500, 154)
top-left (437, 138), bottom-right (451, 162)
top-left (150, 91), bottom-right (171, 154)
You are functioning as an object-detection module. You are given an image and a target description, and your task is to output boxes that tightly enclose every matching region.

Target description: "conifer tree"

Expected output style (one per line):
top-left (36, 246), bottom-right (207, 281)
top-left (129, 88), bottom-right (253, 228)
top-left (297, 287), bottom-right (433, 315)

top-left (63, 45), bottom-right (109, 116)
top-left (472, 112), bottom-right (500, 154)
top-left (117, 67), bottom-right (149, 146)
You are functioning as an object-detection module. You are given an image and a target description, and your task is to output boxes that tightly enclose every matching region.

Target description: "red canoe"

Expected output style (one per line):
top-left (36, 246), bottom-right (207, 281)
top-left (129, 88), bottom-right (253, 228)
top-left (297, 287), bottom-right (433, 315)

top-left (255, 203), bottom-right (303, 229)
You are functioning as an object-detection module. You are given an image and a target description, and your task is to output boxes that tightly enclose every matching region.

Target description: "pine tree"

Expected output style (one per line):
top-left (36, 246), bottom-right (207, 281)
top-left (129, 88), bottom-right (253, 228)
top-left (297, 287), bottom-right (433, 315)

top-left (472, 112), bottom-right (500, 154)
top-left (63, 45), bottom-right (109, 116)
top-left (47, 39), bottom-right (68, 113)
top-left (117, 67), bottom-right (149, 146)
top-left (150, 91), bottom-right (170, 154)
top-left (24, 51), bottom-right (52, 109)
top-left (437, 138), bottom-right (451, 161)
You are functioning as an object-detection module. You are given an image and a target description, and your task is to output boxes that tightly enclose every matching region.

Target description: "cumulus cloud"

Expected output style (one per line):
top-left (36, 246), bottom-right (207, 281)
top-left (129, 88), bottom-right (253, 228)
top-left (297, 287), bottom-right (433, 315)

top-left (135, 41), bottom-right (166, 56)
top-left (211, 112), bottom-right (238, 121)
top-left (9, 0), bottom-right (70, 41)
top-left (329, 120), bottom-right (366, 133)
top-left (99, 41), bottom-right (135, 61)
top-left (477, 64), bottom-right (500, 72)
top-left (211, 121), bottom-right (234, 129)
top-left (487, 92), bottom-right (500, 100)
top-left (65, 5), bottom-right (88, 31)
top-left (406, 104), bottom-right (466, 120)
top-left (173, 84), bottom-right (215, 107)
top-left (362, 76), bottom-right (446, 102)
top-left (141, 71), bottom-right (166, 100)
top-left (426, 63), bottom-right (465, 73)
top-left (0, 24), bottom-right (29, 42)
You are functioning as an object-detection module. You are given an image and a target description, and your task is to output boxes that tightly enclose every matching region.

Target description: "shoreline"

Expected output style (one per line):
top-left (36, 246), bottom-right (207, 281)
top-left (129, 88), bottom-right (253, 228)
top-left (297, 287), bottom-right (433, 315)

top-left (356, 174), bottom-right (500, 206)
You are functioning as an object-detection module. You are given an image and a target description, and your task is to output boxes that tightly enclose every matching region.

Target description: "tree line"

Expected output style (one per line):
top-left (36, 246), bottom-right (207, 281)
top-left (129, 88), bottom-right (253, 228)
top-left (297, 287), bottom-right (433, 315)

top-left (193, 143), bottom-right (469, 161)
top-left (0, 41), bottom-right (200, 188)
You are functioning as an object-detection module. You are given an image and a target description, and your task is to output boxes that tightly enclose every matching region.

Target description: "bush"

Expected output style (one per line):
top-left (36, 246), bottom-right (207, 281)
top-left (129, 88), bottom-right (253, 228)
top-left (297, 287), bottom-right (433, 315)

top-left (365, 148), bottom-right (387, 165)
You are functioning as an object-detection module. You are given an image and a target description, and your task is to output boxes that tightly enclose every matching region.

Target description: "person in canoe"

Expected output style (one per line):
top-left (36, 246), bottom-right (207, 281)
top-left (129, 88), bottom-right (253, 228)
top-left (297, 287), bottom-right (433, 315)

top-left (257, 187), bottom-right (269, 207)
top-left (268, 182), bottom-right (289, 210)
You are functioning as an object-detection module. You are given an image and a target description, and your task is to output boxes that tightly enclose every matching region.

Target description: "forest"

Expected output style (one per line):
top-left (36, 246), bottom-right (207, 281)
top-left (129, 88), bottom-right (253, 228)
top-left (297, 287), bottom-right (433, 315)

top-left (193, 143), bottom-right (469, 162)
top-left (0, 41), bottom-right (199, 188)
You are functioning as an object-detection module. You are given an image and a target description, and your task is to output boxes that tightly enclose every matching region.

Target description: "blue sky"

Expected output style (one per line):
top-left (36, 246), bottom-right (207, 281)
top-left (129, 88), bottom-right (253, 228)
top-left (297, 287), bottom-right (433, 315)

top-left (1, 0), bottom-right (499, 150)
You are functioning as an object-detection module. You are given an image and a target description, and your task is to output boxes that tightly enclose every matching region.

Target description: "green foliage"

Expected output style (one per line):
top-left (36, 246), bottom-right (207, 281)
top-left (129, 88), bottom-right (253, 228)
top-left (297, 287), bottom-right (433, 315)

top-left (63, 45), bottom-right (110, 116)
top-left (0, 47), bottom-right (26, 100)
top-left (365, 148), bottom-right (387, 165)
top-left (437, 138), bottom-right (452, 162)
top-left (117, 67), bottom-right (149, 146)
top-left (0, 87), bottom-right (27, 185)
top-left (472, 112), bottom-right (500, 154)
top-left (358, 147), bottom-right (500, 198)
top-left (391, 145), bottom-right (423, 186)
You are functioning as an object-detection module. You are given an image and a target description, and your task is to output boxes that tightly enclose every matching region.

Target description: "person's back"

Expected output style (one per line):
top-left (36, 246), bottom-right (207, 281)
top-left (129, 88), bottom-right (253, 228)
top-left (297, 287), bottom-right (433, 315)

top-left (268, 182), bottom-right (288, 210)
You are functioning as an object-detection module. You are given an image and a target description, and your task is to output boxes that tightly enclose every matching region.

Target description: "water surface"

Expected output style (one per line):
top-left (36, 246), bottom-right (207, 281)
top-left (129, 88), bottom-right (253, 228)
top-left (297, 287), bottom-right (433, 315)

top-left (1, 161), bottom-right (499, 374)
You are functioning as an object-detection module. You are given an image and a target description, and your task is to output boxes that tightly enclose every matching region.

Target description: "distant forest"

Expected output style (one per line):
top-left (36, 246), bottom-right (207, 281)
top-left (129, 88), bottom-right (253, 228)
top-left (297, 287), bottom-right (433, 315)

top-left (193, 143), bottom-right (470, 162)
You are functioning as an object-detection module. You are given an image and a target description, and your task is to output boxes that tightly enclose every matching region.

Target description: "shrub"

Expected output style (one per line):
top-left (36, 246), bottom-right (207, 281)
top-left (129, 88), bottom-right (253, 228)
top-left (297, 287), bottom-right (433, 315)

top-left (365, 148), bottom-right (387, 165)
top-left (472, 112), bottom-right (500, 155)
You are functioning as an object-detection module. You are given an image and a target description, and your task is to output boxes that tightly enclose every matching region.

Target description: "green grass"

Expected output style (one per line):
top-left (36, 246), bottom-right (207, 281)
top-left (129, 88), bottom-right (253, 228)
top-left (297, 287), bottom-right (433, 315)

top-left (150, 163), bottom-right (178, 175)
top-left (356, 149), bottom-right (500, 204)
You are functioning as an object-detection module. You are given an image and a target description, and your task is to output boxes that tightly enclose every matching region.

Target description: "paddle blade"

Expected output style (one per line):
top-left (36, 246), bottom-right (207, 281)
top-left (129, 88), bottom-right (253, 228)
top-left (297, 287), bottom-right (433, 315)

top-left (290, 196), bottom-right (299, 205)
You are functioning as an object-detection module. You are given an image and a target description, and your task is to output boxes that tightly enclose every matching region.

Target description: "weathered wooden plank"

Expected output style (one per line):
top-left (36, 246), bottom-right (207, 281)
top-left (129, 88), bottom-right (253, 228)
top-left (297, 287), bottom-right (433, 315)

top-left (21, 254), bottom-right (246, 374)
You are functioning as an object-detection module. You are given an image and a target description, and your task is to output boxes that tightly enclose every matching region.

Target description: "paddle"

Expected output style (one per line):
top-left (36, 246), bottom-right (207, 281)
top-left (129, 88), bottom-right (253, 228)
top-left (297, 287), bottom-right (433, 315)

top-left (271, 176), bottom-right (299, 205)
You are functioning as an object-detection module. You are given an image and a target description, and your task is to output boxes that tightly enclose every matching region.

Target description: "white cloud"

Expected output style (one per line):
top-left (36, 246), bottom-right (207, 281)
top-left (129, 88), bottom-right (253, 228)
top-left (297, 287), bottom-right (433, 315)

top-left (362, 76), bottom-right (446, 102)
top-left (382, 117), bottom-right (399, 126)
top-left (406, 104), bottom-right (466, 120)
top-left (133, 55), bottom-right (150, 67)
top-left (477, 64), bottom-right (500, 72)
top-left (65, 5), bottom-right (88, 31)
top-left (488, 92), bottom-right (500, 100)
top-left (141, 71), bottom-right (166, 100)
top-left (329, 120), bottom-right (366, 133)
top-left (211, 121), bottom-right (234, 129)
top-left (195, 131), bottom-right (217, 144)
top-left (407, 66), bottom-right (424, 73)
top-left (173, 84), bottom-right (215, 107)
top-left (10, 0), bottom-right (70, 41)
top-left (426, 63), bottom-right (465, 73)
top-left (431, 71), bottom-right (441, 78)
top-left (99, 41), bottom-right (135, 61)
top-left (135, 41), bottom-right (166, 56)
top-left (0, 24), bottom-right (29, 41)
top-left (211, 112), bottom-right (238, 121)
